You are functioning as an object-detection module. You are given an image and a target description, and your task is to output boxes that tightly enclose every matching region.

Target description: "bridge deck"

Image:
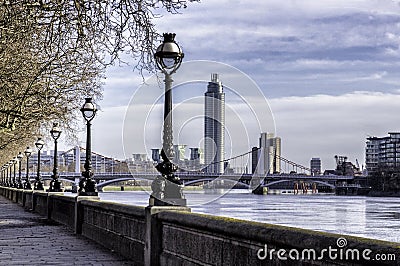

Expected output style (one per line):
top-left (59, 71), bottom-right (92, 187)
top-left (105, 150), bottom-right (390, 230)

top-left (0, 196), bottom-right (133, 265)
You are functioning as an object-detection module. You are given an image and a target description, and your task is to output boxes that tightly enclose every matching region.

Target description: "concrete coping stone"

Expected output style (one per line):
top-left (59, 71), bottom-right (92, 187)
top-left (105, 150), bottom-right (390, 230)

top-left (32, 191), bottom-right (51, 197)
top-left (155, 210), bottom-right (400, 254)
top-left (80, 199), bottom-right (146, 218)
top-left (49, 193), bottom-right (76, 202)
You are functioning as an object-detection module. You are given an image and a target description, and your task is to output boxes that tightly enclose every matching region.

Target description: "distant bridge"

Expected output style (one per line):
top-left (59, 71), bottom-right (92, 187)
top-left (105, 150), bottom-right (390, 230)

top-left (33, 146), bottom-right (357, 191)
top-left (37, 171), bottom-right (354, 190)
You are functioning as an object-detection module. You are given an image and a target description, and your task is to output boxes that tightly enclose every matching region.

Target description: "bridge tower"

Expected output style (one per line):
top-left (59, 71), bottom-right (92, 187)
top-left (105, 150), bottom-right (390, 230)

top-left (73, 146), bottom-right (81, 191)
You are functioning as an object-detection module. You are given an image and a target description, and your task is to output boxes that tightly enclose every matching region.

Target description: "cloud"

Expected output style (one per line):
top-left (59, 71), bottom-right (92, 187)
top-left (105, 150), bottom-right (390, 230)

top-left (270, 91), bottom-right (400, 170)
top-left (90, 0), bottom-right (400, 168)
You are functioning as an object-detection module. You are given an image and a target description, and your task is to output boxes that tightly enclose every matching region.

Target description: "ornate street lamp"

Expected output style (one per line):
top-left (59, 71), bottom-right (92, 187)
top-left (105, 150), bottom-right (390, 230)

top-left (151, 33), bottom-right (186, 206)
top-left (24, 147), bottom-right (33, 189)
top-left (6, 163), bottom-right (11, 187)
top-left (1, 165), bottom-right (5, 186)
top-left (17, 152), bottom-right (23, 189)
top-left (1, 166), bottom-right (3, 186)
top-left (49, 122), bottom-right (63, 192)
top-left (34, 138), bottom-right (45, 190)
top-left (12, 157), bottom-right (18, 188)
top-left (78, 97), bottom-right (98, 196)
top-left (8, 160), bottom-right (14, 187)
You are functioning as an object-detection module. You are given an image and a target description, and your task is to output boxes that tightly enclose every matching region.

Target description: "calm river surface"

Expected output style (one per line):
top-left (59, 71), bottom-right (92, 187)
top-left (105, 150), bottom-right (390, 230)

top-left (98, 190), bottom-right (400, 243)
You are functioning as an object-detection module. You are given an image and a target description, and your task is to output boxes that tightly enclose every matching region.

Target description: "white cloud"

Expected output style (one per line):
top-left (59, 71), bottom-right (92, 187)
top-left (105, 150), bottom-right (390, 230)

top-left (91, 0), bottom-right (400, 167)
top-left (270, 91), bottom-right (400, 170)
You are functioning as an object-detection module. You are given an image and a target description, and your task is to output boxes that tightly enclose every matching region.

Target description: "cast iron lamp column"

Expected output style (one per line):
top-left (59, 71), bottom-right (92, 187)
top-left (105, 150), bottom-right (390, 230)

top-left (6, 163), bottom-right (10, 187)
top-left (151, 33), bottom-right (186, 206)
top-left (8, 160), bottom-right (13, 187)
top-left (49, 122), bottom-right (63, 192)
top-left (0, 166), bottom-right (3, 186)
top-left (34, 138), bottom-right (45, 190)
top-left (12, 157), bottom-right (17, 188)
top-left (17, 152), bottom-right (23, 189)
top-left (2, 165), bottom-right (5, 186)
top-left (78, 98), bottom-right (98, 196)
top-left (24, 147), bottom-right (33, 189)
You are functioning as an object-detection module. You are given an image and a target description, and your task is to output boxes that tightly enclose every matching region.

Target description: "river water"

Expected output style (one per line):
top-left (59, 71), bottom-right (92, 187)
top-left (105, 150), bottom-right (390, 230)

top-left (98, 190), bottom-right (400, 243)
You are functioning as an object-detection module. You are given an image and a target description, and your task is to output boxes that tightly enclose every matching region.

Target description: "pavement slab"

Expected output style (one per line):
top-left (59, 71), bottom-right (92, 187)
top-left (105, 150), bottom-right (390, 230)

top-left (0, 196), bottom-right (136, 265)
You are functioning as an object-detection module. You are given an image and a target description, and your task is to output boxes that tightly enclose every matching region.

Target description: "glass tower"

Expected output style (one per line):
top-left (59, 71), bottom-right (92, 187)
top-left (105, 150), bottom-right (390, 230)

top-left (204, 73), bottom-right (225, 174)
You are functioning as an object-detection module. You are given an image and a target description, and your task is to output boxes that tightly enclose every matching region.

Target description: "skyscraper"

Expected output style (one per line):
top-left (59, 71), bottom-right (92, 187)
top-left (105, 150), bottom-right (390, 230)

top-left (204, 73), bottom-right (225, 174)
top-left (256, 132), bottom-right (281, 175)
top-left (310, 158), bottom-right (321, 176)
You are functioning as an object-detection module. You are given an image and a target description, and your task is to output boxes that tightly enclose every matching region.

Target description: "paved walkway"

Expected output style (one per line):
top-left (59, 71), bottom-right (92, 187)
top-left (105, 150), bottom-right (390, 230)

top-left (0, 196), bottom-right (135, 265)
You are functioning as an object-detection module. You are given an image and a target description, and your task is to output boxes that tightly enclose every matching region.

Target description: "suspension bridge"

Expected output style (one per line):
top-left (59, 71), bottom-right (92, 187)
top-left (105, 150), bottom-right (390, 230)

top-left (30, 146), bottom-right (356, 192)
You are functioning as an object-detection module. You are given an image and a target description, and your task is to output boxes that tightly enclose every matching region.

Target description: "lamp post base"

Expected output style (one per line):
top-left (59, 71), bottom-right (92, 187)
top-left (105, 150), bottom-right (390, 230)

top-left (49, 179), bottom-right (63, 192)
top-left (78, 173), bottom-right (98, 196)
top-left (24, 183), bottom-right (32, 190)
top-left (34, 181), bottom-right (44, 190)
top-left (150, 174), bottom-right (186, 206)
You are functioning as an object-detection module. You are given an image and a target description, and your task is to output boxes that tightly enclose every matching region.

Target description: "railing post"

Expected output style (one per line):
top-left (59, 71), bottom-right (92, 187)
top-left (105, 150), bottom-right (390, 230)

top-left (144, 206), bottom-right (191, 266)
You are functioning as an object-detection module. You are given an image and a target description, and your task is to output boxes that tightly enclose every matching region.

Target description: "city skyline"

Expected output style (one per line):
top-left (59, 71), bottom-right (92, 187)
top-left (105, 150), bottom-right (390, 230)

top-left (53, 1), bottom-right (400, 170)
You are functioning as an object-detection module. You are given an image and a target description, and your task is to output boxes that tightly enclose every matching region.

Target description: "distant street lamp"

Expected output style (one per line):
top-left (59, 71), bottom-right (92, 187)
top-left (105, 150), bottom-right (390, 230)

top-left (34, 138), bottom-right (45, 190)
top-left (49, 122), bottom-right (63, 192)
top-left (8, 160), bottom-right (13, 187)
top-left (1, 165), bottom-right (5, 186)
top-left (78, 97), bottom-right (98, 196)
top-left (24, 147), bottom-right (33, 189)
top-left (12, 157), bottom-right (17, 188)
top-left (0, 166), bottom-right (3, 186)
top-left (17, 152), bottom-right (23, 189)
top-left (6, 162), bottom-right (11, 187)
top-left (151, 33), bottom-right (186, 206)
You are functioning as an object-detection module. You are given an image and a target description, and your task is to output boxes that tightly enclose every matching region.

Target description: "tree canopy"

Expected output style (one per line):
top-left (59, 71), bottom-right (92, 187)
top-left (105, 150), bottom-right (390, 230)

top-left (0, 0), bottom-right (195, 163)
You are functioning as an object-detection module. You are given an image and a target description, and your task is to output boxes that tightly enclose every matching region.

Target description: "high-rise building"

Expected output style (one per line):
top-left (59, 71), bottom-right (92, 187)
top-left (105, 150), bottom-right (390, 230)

top-left (366, 132), bottom-right (400, 174)
top-left (204, 73), bottom-right (225, 174)
top-left (151, 148), bottom-right (160, 162)
top-left (255, 133), bottom-right (281, 175)
top-left (190, 148), bottom-right (200, 160)
top-left (310, 158), bottom-right (321, 176)
top-left (173, 144), bottom-right (187, 163)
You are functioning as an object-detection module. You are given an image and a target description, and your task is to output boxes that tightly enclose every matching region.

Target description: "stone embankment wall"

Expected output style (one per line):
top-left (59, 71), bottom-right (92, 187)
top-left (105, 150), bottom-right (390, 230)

top-left (0, 187), bottom-right (399, 266)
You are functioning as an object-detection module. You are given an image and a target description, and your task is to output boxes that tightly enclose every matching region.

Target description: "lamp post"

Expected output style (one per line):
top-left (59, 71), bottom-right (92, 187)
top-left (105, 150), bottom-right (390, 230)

top-left (78, 97), bottom-right (98, 196)
top-left (49, 122), bottom-right (63, 192)
top-left (1, 165), bottom-right (5, 186)
top-left (17, 152), bottom-right (23, 188)
top-left (34, 138), bottom-right (45, 190)
top-left (151, 33), bottom-right (186, 206)
top-left (12, 157), bottom-right (17, 188)
top-left (6, 163), bottom-right (11, 187)
top-left (8, 160), bottom-right (13, 187)
top-left (24, 147), bottom-right (33, 189)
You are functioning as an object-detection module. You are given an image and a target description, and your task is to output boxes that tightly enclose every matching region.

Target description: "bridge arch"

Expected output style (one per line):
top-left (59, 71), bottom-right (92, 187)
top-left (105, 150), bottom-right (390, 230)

top-left (262, 179), bottom-right (335, 189)
top-left (184, 178), bottom-right (250, 189)
top-left (96, 177), bottom-right (150, 190)
top-left (42, 177), bottom-right (76, 184)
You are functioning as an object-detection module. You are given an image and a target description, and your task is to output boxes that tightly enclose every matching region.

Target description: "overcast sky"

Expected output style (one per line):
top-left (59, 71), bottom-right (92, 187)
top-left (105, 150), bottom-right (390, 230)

top-left (83, 0), bottom-right (400, 171)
